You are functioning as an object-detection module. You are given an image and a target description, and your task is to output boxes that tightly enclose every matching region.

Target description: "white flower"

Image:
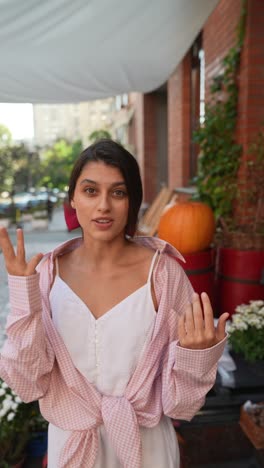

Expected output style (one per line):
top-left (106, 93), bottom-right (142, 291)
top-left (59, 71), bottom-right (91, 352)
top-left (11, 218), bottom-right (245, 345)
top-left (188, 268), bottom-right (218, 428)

top-left (1, 382), bottom-right (8, 389)
top-left (11, 402), bottom-right (18, 411)
top-left (237, 322), bottom-right (248, 331)
top-left (7, 412), bottom-right (15, 421)
top-left (229, 299), bottom-right (264, 334)
top-left (2, 399), bottom-right (13, 411)
top-left (0, 400), bottom-right (12, 418)
top-left (250, 300), bottom-right (264, 307)
top-left (0, 408), bottom-right (8, 418)
top-left (14, 396), bottom-right (22, 404)
top-left (0, 388), bottom-right (6, 396)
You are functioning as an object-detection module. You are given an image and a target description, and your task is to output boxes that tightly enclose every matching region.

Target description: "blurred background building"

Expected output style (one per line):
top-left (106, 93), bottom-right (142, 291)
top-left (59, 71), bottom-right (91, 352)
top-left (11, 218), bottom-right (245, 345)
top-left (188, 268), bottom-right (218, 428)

top-left (33, 99), bottom-right (112, 147)
top-left (32, 95), bottom-right (132, 148)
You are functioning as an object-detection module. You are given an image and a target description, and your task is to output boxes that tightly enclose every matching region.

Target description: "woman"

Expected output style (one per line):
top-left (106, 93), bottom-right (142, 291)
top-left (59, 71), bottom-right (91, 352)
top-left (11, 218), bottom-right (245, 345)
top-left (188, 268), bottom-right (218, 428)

top-left (0, 139), bottom-right (228, 468)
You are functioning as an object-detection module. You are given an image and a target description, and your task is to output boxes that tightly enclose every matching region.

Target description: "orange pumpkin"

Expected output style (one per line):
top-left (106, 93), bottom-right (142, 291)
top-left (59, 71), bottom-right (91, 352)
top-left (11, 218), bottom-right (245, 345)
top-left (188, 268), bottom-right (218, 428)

top-left (158, 201), bottom-right (215, 254)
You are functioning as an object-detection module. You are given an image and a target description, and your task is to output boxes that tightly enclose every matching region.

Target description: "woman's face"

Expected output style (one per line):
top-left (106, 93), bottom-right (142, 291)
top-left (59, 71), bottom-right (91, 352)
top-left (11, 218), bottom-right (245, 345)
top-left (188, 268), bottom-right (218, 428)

top-left (71, 161), bottom-right (129, 241)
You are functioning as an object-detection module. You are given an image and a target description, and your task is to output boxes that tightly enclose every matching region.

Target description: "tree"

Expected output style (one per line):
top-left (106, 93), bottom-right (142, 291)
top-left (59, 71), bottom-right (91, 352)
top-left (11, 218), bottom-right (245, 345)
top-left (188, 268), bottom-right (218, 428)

top-left (0, 146), bottom-right (13, 193)
top-left (88, 129), bottom-right (112, 143)
top-left (0, 133), bottom-right (83, 194)
top-left (0, 124), bottom-right (12, 147)
top-left (12, 145), bottom-right (41, 191)
top-left (38, 138), bottom-right (83, 189)
top-left (0, 140), bottom-right (41, 194)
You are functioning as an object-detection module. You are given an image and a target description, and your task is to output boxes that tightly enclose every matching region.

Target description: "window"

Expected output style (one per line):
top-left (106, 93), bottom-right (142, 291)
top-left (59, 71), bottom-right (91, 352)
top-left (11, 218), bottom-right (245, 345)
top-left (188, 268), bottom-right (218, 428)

top-left (199, 49), bottom-right (205, 124)
top-left (190, 33), bottom-right (203, 179)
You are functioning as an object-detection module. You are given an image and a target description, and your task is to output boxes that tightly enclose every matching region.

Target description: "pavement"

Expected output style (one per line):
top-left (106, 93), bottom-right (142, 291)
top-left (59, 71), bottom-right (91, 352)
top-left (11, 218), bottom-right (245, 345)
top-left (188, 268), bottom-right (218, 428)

top-left (0, 207), bottom-right (81, 349)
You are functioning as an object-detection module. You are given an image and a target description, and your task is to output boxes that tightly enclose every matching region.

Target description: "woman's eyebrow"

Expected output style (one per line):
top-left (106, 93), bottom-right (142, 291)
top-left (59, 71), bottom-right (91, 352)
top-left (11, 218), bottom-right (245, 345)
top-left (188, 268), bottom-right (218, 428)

top-left (111, 181), bottom-right (127, 187)
top-left (80, 179), bottom-right (126, 187)
top-left (80, 178), bottom-right (97, 185)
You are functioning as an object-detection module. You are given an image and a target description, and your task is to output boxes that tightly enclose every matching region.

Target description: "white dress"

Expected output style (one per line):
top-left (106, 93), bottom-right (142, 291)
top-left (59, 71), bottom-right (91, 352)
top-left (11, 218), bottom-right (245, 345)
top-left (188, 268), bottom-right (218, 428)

top-left (48, 252), bottom-right (180, 467)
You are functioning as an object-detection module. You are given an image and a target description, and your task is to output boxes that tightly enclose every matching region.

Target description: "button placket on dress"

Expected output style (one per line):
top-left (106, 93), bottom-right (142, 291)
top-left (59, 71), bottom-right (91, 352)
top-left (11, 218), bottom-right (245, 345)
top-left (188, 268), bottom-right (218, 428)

top-left (94, 321), bottom-right (100, 378)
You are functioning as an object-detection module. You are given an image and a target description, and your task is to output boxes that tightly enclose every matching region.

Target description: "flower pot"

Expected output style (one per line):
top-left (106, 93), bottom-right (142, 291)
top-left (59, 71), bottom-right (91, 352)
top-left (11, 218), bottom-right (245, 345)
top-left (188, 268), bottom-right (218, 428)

top-left (177, 248), bottom-right (216, 311)
top-left (27, 431), bottom-right (48, 458)
top-left (240, 406), bottom-right (264, 449)
top-left (11, 457), bottom-right (26, 468)
top-left (216, 248), bottom-right (264, 316)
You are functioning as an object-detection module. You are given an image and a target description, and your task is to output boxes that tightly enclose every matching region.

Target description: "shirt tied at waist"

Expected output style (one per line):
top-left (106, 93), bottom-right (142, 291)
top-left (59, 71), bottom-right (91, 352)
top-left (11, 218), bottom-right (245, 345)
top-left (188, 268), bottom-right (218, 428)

top-left (59, 395), bottom-right (144, 468)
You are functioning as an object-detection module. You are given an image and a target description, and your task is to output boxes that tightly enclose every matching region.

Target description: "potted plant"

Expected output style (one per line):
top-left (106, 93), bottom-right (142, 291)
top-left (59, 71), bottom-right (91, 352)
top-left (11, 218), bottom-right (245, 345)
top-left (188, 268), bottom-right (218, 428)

top-left (227, 300), bottom-right (264, 362)
top-left (193, 0), bottom-right (264, 315)
top-left (26, 402), bottom-right (48, 459)
top-left (0, 379), bottom-right (48, 467)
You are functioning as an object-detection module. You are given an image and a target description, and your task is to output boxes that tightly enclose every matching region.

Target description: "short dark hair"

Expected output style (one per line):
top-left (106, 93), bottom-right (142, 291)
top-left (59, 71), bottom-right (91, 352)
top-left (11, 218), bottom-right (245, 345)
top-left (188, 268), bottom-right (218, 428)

top-left (68, 139), bottom-right (143, 236)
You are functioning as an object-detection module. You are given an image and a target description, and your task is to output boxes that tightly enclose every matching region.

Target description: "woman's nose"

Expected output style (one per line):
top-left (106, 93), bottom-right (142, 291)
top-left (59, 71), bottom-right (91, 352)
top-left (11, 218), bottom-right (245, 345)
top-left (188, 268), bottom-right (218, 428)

top-left (97, 194), bottom-right (110, 212)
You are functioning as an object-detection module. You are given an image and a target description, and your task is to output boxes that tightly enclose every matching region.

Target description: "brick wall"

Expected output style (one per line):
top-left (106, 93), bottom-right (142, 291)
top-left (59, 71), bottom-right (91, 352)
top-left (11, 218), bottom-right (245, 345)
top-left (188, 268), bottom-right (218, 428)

top-left (237, 0), bottom-right (264, 148)
top-left (129, 0), bottom-right (264, 213)
top-left (128, 92), bottom-right (157, 203)
top-left (203, 0), bottom-right (240, 99)
top-left (167, 52), bottom-right (191, 189)
top-left (204, 0), bottom-right (264, 226)
top-left (143, 93), bottom-right (158, 202)
top-left (237, 0), bottom-right (264, 225)
top-left (204, 0), bottom-right (264, 147)
top-left (128, 93), bottom-right (144, 170)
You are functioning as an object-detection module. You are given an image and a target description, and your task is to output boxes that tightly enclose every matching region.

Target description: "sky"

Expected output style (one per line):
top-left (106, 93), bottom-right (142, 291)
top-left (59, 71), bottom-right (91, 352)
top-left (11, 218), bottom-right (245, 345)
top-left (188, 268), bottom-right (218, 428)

top-left (0, 103), bottom-right (34, 140)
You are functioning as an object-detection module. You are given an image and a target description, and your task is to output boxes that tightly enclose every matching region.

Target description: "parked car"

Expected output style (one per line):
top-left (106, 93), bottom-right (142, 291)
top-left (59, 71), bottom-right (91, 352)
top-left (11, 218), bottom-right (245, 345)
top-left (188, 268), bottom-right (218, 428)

top-left (0, 189), bottom-right (59, 217)
top-left (13, 192), bottom-right (39, 211)
top-left (0, 196), bottom-right (11, 216)
top-left (35, 191), bottom-right (58, 206)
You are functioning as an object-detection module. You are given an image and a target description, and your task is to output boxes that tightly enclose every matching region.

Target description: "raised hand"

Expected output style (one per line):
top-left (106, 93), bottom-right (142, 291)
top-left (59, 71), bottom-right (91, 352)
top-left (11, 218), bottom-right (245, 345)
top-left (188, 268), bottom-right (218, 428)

top-left (0, 228), bottom-right (43, 276)
top-left (178, 292), bottom-right (229, 349)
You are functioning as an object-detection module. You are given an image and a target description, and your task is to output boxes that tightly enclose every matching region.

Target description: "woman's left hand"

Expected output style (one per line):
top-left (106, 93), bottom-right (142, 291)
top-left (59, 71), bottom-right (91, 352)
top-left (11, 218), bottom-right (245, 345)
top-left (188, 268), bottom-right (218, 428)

top-left (178, 292), bottom-right (229, 349)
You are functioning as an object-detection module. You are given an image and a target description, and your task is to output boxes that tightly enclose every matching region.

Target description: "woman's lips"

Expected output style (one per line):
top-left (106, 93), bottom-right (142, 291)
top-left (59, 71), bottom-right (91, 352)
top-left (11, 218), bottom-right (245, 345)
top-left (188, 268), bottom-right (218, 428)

top-left (93, 218), bottom-right (113, 229)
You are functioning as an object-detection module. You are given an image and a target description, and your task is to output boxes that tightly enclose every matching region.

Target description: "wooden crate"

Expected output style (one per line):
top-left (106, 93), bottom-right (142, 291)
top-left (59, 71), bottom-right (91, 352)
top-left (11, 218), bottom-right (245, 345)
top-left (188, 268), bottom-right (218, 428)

top-left (240, 406), bottom-right (264, 449)
top-left (137, 187), bottom-right (176, 237)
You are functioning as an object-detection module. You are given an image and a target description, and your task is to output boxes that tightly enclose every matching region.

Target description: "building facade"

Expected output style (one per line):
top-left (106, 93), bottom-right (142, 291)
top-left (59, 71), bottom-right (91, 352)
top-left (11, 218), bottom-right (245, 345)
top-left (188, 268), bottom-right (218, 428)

top-left (33, 98), bottom-right (116, 147)
top-left (127, 0), bottom-right (264, 205)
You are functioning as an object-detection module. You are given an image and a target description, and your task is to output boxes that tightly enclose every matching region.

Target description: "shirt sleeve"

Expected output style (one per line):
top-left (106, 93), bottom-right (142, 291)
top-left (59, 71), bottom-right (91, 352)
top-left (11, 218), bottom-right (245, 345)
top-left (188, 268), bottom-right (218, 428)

top-left (160, 254), bottom-right (227, 421)
top-left (162, 336), bottom-right (227, 420)
top-left (0, 273), bottom-right (55, 403)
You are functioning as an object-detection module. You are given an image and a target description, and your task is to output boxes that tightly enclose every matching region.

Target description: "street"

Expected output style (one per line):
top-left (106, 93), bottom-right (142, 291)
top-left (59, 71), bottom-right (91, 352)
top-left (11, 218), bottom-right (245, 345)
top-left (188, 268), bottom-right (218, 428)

top-left (0, 207), bottom-right (80, 348)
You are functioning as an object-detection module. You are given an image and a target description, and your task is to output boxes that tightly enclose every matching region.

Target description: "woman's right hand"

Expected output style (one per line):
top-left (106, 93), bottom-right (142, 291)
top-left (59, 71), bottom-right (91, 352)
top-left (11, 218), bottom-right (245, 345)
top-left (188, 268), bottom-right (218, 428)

top-left (0, 228), bottom-right (43, 276)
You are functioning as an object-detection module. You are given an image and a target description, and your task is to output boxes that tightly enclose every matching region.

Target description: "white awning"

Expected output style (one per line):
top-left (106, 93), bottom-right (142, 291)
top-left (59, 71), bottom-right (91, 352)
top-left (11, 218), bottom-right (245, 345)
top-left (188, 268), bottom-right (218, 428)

top-left (0, 0), bottom-right (219, 103)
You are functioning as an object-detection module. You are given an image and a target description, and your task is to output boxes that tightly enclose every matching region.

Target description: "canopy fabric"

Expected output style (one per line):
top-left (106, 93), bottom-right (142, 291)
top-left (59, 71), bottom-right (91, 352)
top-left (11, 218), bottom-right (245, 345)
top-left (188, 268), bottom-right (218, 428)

top-left (0, 0), bottom-right (219, 103)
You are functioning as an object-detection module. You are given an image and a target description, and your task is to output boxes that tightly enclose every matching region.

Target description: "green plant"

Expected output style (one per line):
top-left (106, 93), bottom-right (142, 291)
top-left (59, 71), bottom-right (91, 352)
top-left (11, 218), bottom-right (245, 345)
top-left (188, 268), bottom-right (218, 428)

top-left (227, 300), bottom-right (264, 362)
top-left (242, 130), bottom-right (264, 234)
top-left (193, 0), bottom-right (247, 224)
top-left (88, 129), bottom-right (112, 143)
top-left (215, 127), bottom-right (264, 249)
top-left (0, 379), bottom-right (48, 465)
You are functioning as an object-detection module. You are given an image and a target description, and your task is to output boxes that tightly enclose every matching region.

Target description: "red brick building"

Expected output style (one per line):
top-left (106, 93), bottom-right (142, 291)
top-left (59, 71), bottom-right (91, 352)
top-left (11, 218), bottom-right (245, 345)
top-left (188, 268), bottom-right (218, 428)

top-left (128, 0), bottom-right (264, 205)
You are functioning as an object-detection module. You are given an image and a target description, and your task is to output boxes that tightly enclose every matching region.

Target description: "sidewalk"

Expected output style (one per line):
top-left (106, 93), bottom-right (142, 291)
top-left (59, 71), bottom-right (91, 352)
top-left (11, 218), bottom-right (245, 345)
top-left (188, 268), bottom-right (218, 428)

top-left (9, 206), bottom-right (68, 233)
top-left (48, 206), bottom-right (68, 232)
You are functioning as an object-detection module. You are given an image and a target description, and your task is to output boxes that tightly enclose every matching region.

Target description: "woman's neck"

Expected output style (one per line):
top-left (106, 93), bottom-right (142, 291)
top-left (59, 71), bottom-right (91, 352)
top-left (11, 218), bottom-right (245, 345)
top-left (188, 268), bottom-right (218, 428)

top-left (74, 234), bottom-right (131, 271)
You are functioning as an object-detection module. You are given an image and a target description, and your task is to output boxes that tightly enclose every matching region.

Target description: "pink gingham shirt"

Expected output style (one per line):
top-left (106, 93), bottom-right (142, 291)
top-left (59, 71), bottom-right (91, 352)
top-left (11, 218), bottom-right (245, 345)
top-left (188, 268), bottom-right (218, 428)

top-left (0, 236), bottom-right (226, 468)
